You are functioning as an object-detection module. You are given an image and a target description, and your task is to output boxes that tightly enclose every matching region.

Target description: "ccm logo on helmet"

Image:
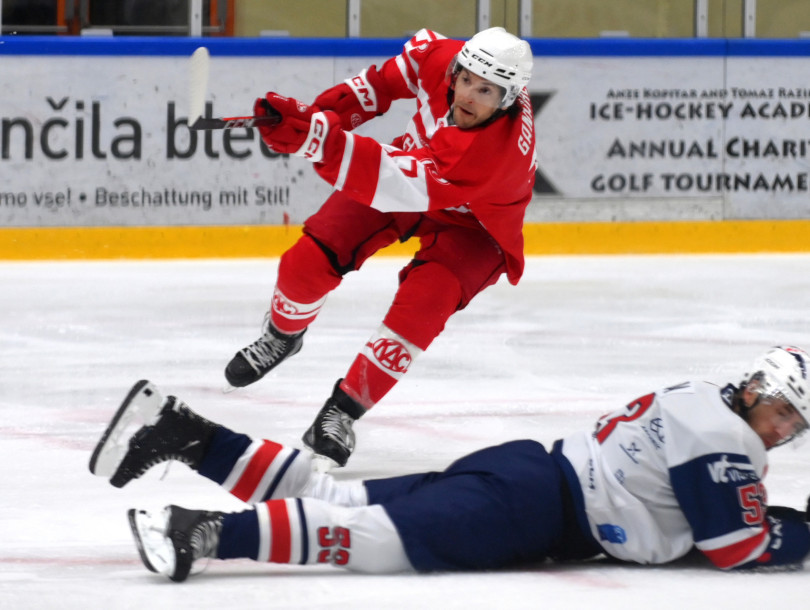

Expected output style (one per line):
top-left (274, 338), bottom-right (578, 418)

top-left (470, 53), bottom-right (494, 68)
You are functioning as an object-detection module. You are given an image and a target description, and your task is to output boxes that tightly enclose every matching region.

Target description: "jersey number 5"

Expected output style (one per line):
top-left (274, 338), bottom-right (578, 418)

top-left (316, 526), bottom-right (352, 565)
top-left (595, 392), bottom-right (656, 444)
top-left (738, 482), bottom-right (766, 525)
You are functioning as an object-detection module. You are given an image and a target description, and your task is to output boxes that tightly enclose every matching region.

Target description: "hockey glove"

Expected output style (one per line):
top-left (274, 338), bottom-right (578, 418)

top-left (254, 93), bottom-right (342, 163)
top-left (313, 65), bottom-right (392, 131)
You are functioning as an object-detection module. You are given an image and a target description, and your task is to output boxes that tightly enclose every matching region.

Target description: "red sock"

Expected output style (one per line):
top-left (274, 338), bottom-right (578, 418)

top-left (271, 236), bottom-right (342, 334)
top-left (341, 325), bottom-right (423, 408)
top-left (340, 262), bottom-right (462, 408)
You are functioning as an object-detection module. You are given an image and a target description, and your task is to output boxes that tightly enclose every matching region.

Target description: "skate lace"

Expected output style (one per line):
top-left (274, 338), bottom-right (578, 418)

top-left (191, 517), bottom-right (222, 560)
top-left (320, 408), bottom-right (352, 447)
top-left (241, 334), bottom-right (289, 369)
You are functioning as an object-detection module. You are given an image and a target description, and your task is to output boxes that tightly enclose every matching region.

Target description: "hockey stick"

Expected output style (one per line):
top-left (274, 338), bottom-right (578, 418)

top-left (188, 46), bottom-right (281, 130)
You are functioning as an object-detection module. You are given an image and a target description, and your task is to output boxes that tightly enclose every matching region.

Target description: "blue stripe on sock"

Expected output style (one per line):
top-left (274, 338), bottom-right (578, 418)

top-left (261, 448), bottom-right (300, 501)
top-left (296, 498), bottom-right (308, 565)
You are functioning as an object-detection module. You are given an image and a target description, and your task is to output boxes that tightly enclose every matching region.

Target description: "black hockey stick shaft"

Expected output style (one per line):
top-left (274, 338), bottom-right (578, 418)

top-left (190, 99), bottom-right (281, 130)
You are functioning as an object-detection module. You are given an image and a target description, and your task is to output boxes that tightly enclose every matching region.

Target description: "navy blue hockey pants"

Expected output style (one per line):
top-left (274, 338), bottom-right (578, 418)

top-left (364, 439), bottom-right (601, 571)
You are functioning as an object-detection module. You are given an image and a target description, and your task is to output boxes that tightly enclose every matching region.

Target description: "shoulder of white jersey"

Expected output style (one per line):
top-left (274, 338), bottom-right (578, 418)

top-left (659, 380), bottom-right (765, 470)
top-left (658, 379), bottom-right (723, 402)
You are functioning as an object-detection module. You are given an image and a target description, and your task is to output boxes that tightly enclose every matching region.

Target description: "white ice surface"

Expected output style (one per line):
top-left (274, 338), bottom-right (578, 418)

top-left (2, 254), bottom-right (810, 609)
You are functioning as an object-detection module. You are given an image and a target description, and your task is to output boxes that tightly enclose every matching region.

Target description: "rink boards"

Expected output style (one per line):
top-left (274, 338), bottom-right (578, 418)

top-left (3, 219), bottom-right (810, 259)
top-left (2, 36), bottom-right (810, 258)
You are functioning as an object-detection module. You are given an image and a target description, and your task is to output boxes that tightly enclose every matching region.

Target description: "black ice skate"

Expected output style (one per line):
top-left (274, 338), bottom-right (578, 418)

top-left (89, 380), bottom-right (218, 488)
top-left (302, 380), bottom-right (366, 468)
top-left (224, 318), bottom-right (305, 387)
top-left (128, 505), bottom-right (223, 583)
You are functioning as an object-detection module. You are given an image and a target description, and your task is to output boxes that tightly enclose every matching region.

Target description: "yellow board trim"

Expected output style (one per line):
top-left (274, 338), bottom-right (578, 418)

top-left (1, 220), bottom-right (809, 260)
top-left (522, 219), bottom-right (810, 255)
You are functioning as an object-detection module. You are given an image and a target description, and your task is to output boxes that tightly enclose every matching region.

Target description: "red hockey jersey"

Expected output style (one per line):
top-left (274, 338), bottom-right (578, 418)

top-left (313, 29), bottom-right (536, 284)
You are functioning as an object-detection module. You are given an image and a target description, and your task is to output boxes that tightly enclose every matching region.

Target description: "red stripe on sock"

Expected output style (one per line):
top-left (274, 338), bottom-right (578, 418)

top-left (701, 529), bottom-right (769, 569)
top-left (271, 310), bottom-right (319, 335)
top-left (268, 500), bottom-right (292, 563)
top-left (230, 441), bottom-right (284, 502)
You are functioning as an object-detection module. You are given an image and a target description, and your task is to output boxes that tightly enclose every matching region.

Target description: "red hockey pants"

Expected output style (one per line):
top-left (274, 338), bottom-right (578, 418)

top-left (273, 191), bottom-right (508, 407)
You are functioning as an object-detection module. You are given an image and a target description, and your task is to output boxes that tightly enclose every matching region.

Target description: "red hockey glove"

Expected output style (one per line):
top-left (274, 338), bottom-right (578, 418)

top-left (254, 93), bottom-right (342, 163)
top-left (253, 93), bottom-right (313, 153)
top-left (313, 65), bottom-right (392, 131)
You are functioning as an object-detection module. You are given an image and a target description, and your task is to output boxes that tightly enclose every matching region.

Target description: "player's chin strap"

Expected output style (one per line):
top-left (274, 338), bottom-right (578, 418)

top-left (728, 381), bottom-right (758, 423)
top-left (723, 382), bottom-right (760, 426)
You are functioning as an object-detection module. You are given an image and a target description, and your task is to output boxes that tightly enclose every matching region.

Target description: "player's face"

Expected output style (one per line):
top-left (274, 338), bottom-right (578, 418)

top-left (452, 69), bottom-right (502, 128)
top-left (746, 394), bottom-right (808, 449)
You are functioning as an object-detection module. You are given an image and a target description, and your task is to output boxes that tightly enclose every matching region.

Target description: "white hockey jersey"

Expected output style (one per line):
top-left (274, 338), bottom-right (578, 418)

top-left (558, 381), bottom-right (771, 567)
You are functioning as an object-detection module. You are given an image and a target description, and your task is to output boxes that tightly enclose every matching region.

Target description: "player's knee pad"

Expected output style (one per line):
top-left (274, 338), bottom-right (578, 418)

top-left (384, 261), bottom-right (462, 350)
top-left (277, 235), bottom-right (343, 303)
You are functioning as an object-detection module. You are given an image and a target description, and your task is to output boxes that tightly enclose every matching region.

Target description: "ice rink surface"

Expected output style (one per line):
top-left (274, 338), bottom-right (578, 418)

top-left (3, 254), bottom-right (810, 609)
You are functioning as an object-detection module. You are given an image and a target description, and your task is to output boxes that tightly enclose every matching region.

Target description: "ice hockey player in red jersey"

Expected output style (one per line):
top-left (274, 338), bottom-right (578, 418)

top-left (222, 27), bottom-right (536, 467)
top-left (91, 346), bottom-right (810, 582)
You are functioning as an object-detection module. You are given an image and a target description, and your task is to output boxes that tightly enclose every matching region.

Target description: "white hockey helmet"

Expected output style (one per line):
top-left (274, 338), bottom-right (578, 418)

top-left (741, 345), bottom-right (810, 444)
top-left (454, 27), bottom-right (533, 108)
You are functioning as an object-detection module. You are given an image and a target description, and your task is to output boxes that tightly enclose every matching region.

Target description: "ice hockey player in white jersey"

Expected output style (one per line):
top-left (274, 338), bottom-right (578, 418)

top-left (559, 345), bottom-right (809, 567)
top-left (90, 346), bottom-right (810, 582)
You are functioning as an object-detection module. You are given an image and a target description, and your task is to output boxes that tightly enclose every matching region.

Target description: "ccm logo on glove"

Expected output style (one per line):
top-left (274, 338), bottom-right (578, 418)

top-left (346, 70), bottom-right (378, 112)
top-left (301, 113), bottom-right (330, 163)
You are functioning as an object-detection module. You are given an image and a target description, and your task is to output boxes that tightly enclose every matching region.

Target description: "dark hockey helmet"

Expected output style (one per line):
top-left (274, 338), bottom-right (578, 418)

top-left (739, 346), bottom-right (810, 446)
top-left (448, 27), bottom-right (533, 108)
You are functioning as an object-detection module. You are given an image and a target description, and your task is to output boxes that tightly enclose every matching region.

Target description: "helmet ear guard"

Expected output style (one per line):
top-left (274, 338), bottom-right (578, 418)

top-left (454, 27), bottom-right (533, 108)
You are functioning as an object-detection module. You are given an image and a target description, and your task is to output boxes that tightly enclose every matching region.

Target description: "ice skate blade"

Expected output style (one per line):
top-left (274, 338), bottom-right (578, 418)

top-left (128, 507), bottom-right (175, 577)
top-left (89, 380), bottom-right (164, 478)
